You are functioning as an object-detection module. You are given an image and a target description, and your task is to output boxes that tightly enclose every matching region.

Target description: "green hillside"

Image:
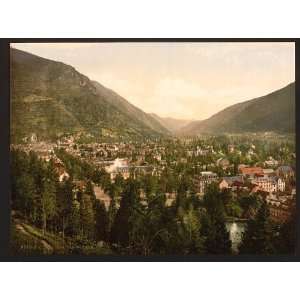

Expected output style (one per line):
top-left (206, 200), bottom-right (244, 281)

top-left (10, 216), bottom-right (113, 256)
top-left (179, 83), bottom-right (295, 135)
top-left (92, 81), bottom-right (170, 135)
top-left (11, 48), bottom-right (168, 142)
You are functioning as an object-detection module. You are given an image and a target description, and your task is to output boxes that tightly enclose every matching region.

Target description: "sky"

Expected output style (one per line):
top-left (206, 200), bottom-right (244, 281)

top-left (11, 42), bottom-right (295, 120)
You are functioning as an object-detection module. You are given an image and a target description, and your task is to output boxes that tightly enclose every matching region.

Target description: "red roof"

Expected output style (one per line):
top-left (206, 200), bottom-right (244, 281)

top-left (240, 167), bottom-right (263, 175)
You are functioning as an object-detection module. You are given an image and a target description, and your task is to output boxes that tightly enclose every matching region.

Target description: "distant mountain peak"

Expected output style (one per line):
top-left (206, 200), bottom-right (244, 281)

top-left (178, 82), bottom-right (295, 136)
top-left (11, 48), bottom-right (169, 142)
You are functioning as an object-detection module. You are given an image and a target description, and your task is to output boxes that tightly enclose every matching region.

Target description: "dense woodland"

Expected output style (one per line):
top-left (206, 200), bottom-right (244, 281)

top-left (10, 146), bottom-right (295, 256)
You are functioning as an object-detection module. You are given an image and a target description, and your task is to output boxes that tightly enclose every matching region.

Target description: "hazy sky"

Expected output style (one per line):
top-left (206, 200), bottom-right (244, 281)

top-left (12, 42), bottom-right (295, 120)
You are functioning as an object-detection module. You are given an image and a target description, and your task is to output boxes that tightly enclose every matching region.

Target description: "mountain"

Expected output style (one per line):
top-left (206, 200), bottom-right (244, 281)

top-left (92, 81), bottom-right (169, 135)
top-left (10, 48), bottom-right (169, 142)
top-left (149, 113), bottom-right (193, 133)
top-left (178, 83), bottom-right (295, 135)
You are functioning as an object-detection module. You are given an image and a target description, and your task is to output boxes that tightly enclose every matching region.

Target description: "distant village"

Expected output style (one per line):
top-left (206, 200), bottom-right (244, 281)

top-left (12, 132), bottom-right (296, 224)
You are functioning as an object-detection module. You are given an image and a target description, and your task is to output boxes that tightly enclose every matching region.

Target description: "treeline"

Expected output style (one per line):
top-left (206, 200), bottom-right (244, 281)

top-left (11, 149), bottom-right (110, 254)
top-left (239, 200), bottom-right (296, 255)
top-left (11, 149), bottom-right (295, 255)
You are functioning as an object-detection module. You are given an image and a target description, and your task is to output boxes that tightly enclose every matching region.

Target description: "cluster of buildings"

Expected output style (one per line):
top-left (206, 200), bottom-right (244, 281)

top-left (266, 193), bottom-right (296, 223)
top-left (193, 164), bottom-right (295, 223)
top-left (12, 134), bottom-right (296, 223)
top-left (195, 165), bottom-right (294, 195)
top-left (11, 142), bottom-right (70, 182)
top-left (186, 145), bottom-right (216, 157)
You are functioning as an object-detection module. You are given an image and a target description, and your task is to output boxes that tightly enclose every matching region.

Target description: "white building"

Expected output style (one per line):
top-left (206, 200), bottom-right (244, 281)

top-left (252, 177), bottom-right (285, 193)
top-left (105, 158), bottom-right (130, 181)
top-left (264, 157), bottom-right (279, 168)
top-left (58, 170), bottom-right (70, 182)
top-left (195, 171), bottom-right (218, 195)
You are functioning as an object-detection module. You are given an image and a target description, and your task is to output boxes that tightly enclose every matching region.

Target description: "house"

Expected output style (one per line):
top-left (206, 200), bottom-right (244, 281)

top-left (216, 157), bottom-right (230, 169)
top-left (96, 149), bottom-right (108, 158)
top-left (58, 169), bottom-right (70, 182)
top-left (30, 133), bottom-right (38, 143)
top-left (276, 166), bottom-right (295, 179)
top-left (247, 148), bottom-right (255, 156)
top-left (276, 177), bottom-right (286, 192)
top-left (165, 192), bottom-right (176, 207)
top-left (251, 177), bottom-right (285, 193)
top-left (195, 171), bottom-right (218, 195)
top-left (53, 161), bottom-right (70, 182)
top-left (269, 203), bottom-right (292, 223)
top-left (195, 147), bottom-right (210, 156)
top-left (110, 167), bottom-right (130, 181)
top-left (187, 150), bottom-right (194, 157)
top-left (238, 164), bottom-right (249, 173)
top-left (266, 195), bottom-right (295, 223)
top-left (253, 177), bottom-right (277, 193)
top-left (219, 176), bottom-right (244, 190)
top-left (239, 166), bottom-right (263, 179)
top-left (154, 154), bottom-right (162, 161)
top-left (105, 158), bottom-right (130, 181)
top-left (134, 165), bottom-right (153, 177)
top-left (73, 180), bottom-right (87, 195)
top-left (228, 144), bottom-right (235, 153)
top-left (180, 158), bottom-right (187, 164)
top-left (264, 156), bottom-right (279, 168)
top-left (36, 150), bottom-right (52, 162)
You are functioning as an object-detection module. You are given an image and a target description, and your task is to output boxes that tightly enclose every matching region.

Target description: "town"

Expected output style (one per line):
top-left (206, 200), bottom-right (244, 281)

top-left (12, 131), bottom-right (296, 226)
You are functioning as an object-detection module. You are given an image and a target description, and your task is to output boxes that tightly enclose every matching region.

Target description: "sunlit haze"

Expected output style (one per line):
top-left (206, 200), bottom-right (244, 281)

top-left (12, 42), bottom-right (295, 120)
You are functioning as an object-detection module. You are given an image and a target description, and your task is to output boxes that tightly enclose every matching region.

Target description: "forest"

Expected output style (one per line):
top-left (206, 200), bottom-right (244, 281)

top-left (10, 148), bottom-right (295, 256)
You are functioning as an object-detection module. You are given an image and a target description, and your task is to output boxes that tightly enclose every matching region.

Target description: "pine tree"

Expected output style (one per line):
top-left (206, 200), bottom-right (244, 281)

top-left (57, 178), bottom-right (74, 241)
top-left (85, 180), bottom-right (96, 204)
top-left (110, 179), bottom-right (140, 247)
top-left (41, 180), bottom-right (57, 235)
top-left (239, 201), bottom-right (275, 254)
top-left (69, 200), bottom-right (81, 237)
top-left (275, 211), bottom-right (296, 255)
top-left (15, 174), bottom-right (38, 221)
top-left (202, 183), bottom-right (232, 254)
top-left (175, 176), bottom-right (190, 211)
top-left (182, 206), bottom-right (204, 254)
top-left (108, 198), bottom-right (118, 236)
top-left (80, 193), bottom-right (95, 240)
top-left (95, 200), bottom-right (109, 242)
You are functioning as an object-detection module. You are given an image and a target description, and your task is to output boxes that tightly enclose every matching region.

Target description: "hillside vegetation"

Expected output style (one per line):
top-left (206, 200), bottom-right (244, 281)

top-left (179, 83), bottom-right (295, 135)
top-left (11, 48), bottom-right (169, 142)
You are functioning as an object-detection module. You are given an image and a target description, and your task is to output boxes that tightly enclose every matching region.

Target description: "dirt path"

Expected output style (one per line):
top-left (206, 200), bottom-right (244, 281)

top-left (16, 223), bottom-right (54, 253)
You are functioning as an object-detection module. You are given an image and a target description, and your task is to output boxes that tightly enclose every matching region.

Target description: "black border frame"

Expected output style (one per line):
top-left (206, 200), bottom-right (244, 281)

top-left (0, 38), bottom-right (299, 262)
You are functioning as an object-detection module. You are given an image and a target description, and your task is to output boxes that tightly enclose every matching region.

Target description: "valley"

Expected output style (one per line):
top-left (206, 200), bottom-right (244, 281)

top-left (10, 47), bottom-right (296, 256)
